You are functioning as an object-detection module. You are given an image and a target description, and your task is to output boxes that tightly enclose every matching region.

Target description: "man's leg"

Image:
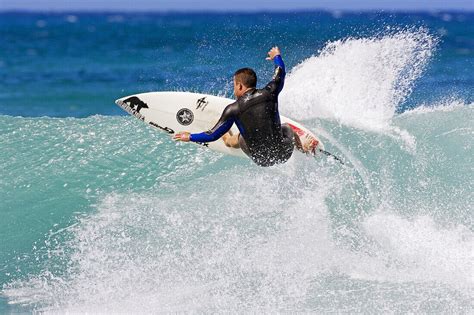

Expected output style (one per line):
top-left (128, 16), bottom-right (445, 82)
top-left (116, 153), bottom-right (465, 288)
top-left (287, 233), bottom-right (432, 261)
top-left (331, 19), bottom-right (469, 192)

top-left (222, 131), bottom-right (252, 158)
top-left (281, 123), bottom-right (303, 152)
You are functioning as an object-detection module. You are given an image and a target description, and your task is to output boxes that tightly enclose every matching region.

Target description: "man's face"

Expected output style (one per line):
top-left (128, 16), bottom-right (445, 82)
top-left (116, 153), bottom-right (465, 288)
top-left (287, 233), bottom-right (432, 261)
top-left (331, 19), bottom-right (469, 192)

top-left (233, 77), bottom-right (244, 98)
top-left (233, 77), bottom-right (239, 97)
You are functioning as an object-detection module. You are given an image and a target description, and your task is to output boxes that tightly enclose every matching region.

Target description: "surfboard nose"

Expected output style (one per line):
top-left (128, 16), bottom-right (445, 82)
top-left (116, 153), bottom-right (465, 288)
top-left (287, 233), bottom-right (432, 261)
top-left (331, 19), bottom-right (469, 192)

top-left (115, 98), bottom-right (125, 106)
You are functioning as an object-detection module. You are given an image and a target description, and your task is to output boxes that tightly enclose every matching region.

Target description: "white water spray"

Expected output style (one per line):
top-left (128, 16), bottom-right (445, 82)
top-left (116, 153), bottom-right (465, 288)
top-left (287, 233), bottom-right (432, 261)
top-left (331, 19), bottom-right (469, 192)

top-left (281, 29), bottom-right (436, 132)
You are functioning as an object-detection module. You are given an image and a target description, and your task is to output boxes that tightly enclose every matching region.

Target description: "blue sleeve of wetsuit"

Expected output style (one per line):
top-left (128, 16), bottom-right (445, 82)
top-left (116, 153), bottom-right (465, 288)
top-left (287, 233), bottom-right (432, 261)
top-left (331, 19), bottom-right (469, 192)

top-left (274, 55), bottom-right (286, 93)
top-left (189, 117), bottom-right (234, 143)
top-left (190, 103), bottom-right (236, 143)
top-left (274, 55), bottom-right (285, 73)
top-left (266, 55), bottom-right (286, 94)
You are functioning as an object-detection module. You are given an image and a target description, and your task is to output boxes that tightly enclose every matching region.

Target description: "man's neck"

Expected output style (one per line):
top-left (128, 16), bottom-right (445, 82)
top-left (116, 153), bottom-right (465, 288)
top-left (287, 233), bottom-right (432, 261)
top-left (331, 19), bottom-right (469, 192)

top-left (239, 87), bottom-right (254, 98)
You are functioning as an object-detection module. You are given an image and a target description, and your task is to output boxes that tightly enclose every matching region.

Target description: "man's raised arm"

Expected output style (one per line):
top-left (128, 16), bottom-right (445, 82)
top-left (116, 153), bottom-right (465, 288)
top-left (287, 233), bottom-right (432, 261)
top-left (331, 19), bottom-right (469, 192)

top-left (265, 46), bottom-right (286, 94)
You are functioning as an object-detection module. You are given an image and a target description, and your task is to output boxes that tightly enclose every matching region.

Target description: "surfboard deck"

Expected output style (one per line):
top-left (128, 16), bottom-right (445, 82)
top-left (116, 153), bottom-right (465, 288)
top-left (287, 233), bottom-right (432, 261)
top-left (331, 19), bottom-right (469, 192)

top-left (115, 92), bottom-right (324, 158)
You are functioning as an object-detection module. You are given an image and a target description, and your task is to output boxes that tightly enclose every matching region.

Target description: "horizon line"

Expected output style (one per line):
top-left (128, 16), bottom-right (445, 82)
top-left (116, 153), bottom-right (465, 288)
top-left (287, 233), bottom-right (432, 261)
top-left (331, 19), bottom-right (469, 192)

top-left (1, 8), bottom-right (473, 14)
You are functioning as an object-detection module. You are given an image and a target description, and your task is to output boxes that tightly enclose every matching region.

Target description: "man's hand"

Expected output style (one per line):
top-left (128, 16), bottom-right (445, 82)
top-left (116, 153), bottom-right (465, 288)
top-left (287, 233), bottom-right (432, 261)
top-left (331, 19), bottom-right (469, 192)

top-left (173, 131), bottom-right (191, 142)
top-left (266, 46), bottom-right (281, 61)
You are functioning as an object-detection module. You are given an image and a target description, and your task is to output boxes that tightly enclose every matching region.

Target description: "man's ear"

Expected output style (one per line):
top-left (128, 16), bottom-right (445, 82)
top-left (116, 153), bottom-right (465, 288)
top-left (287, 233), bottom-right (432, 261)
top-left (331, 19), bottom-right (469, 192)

top-left (239, 83), bottom-right (243, 91)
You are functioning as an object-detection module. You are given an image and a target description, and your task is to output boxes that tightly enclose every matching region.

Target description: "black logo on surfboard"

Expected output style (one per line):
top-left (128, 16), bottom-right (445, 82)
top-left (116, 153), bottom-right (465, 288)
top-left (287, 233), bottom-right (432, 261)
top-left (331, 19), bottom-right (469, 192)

top-left (149, 121), bottom-right (174, 134)
top-left (196, 97), bottom-right (208, 111)
top-left (122, 96), bottom-right (149, 113)
top-left (176, 108), bottom-right (194, 126)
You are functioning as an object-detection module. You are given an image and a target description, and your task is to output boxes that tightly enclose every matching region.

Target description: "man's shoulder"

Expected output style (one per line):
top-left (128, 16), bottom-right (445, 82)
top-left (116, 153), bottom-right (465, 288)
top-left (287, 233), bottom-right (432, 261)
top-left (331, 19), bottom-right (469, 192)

top-left (258, 84), bottom-right (278, 99)
top-left (244, 88), bottom-right (270, 101)
top-left (243, 89), bottom-right (273, 106)
top-left (223, 100), bottom-right (239, 115)
top-left (256, 88), bottom-right (269, 96)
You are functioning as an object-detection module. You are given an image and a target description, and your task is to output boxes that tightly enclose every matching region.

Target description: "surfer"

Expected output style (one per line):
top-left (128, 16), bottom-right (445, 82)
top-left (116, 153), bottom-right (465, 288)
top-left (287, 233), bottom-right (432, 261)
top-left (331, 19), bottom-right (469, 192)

top-left (173, 46), bottom-right (314, 167)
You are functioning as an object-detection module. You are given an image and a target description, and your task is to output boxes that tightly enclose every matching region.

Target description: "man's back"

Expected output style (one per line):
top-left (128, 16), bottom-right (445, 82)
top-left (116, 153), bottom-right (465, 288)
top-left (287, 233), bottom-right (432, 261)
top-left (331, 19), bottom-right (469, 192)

top-left (230, 86), bottom-right (285, 162)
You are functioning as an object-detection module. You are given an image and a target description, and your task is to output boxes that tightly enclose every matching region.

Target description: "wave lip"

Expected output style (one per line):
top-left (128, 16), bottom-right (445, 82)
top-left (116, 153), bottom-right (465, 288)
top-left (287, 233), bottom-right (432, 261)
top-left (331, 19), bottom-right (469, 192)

top-left (281, 28), bottom-right (437, 132)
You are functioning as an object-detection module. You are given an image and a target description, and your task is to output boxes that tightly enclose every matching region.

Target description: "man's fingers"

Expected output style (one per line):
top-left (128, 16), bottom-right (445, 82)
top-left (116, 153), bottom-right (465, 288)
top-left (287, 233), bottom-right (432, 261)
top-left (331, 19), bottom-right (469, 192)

top-left (173, 133), bottom-right (183, 141)
top-left (267, 46), bottom-right (280, 60)
top-left (173, 132), bottom-right (190, 142)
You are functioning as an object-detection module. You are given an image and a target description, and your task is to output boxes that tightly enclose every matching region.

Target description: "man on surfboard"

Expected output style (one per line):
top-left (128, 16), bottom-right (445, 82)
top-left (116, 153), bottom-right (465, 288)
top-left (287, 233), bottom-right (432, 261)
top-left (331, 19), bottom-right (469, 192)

top-left (174, 47), bottom-right (313, 166)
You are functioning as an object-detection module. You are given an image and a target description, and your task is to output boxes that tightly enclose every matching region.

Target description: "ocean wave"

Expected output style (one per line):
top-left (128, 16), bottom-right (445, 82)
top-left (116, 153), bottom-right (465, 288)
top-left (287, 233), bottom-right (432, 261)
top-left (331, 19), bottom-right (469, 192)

top-left (1, 101), bottom-right (472, 312)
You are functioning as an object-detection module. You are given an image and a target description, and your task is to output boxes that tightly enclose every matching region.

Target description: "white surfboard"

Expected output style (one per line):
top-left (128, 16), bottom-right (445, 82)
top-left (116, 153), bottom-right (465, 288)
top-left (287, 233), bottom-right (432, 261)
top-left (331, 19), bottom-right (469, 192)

top-left (115, 92), bottom-right (324, 158)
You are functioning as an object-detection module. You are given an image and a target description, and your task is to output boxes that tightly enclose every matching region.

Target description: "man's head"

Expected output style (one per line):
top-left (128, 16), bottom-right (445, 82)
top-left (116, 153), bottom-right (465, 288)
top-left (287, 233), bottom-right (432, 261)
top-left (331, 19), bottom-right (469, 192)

top-left (233, 68), bottom-right (257, 98)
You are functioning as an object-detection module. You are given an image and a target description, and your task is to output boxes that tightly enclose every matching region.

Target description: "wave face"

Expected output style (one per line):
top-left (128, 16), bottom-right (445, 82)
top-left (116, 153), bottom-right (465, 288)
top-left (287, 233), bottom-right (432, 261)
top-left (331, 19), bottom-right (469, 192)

top-left (1, 18), bottom-right (473, 313)
top-left (1, 104), bottom-right (472, 313)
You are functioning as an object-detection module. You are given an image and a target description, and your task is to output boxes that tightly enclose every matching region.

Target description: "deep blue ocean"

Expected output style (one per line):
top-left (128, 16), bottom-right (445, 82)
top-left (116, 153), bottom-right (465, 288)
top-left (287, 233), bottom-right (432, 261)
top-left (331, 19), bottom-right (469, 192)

top-left (0, 11), bottom-right (473, 313)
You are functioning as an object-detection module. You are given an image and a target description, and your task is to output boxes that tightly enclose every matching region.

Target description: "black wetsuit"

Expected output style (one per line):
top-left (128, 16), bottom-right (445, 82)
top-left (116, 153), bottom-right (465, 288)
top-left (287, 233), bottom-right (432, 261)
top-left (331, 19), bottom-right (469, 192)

top-left (189, 55), bottom-right (293, 167)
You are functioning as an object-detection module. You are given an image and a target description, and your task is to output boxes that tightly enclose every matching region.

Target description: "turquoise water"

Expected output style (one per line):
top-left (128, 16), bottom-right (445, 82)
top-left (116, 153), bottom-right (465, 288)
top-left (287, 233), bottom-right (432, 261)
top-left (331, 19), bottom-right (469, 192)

top-left (0, 11), bottom-right (473, 313)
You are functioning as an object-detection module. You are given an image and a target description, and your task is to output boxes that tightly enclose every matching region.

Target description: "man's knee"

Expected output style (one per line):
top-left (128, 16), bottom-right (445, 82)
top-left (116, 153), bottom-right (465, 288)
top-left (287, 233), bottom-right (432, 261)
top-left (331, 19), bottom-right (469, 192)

top-left (281, 123), bottom-right (296, 144)
top-left (223, 132), bottom-right (240, 148)
top-left (281, 123), bottom-right (294, 138)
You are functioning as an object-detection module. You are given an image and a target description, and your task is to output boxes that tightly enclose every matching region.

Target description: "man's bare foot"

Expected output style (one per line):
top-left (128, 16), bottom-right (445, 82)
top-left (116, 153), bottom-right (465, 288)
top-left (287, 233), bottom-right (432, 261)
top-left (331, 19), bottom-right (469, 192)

top-left (294, 133), bottom-right (304, 152)
top-left (289, 123), bottom-right (319, 155)
top-left (301, 134), bottom-right (319, 155)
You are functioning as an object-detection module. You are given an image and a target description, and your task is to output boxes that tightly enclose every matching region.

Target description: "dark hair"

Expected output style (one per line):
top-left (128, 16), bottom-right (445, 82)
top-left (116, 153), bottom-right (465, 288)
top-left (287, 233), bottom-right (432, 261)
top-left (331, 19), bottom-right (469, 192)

top-left (234, 68), bottom-right (257, 88)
